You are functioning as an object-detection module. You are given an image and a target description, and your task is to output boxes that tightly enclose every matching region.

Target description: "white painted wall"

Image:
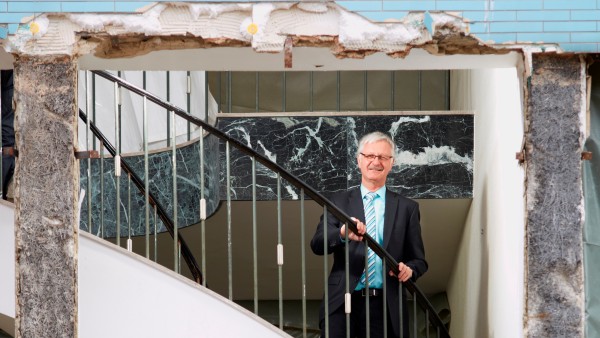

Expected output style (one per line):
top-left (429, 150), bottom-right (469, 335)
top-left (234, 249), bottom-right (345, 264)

top-left (0, 201), bottom-right (289, 338)
top-left (447, 68), bottom-right (526, 338)
top-left (79, 231), bottom-right (289, 338)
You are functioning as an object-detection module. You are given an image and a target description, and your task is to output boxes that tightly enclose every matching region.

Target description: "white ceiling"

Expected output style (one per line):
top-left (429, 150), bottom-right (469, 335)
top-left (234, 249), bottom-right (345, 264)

top-left (78, 47), bottom-right (520, 71)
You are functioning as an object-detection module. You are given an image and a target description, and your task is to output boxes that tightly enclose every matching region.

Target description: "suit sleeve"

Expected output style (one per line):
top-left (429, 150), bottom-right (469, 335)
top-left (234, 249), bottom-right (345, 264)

top-left (310, 199), bottom-right (345, 256)
top-left (404, 203), bottom-right (428, 281)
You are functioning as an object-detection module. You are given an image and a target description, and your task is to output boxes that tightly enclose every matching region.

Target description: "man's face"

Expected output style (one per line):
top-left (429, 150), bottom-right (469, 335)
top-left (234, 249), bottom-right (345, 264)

top-left (357, 140), bottom-right (394, 188)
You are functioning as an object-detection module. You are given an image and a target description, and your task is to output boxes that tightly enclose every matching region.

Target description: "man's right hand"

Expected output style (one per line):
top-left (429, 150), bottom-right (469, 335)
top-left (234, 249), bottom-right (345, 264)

top-left (340, 217), bottom-right (366, 241)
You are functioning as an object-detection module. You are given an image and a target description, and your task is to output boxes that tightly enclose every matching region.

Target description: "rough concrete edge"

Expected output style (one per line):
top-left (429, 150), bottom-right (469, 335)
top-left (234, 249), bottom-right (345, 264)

top-left (2, 2), bottom-right (566, 61)
top-left (522, 53), bottom-right (586, 337)
top-left (12, 55), bottom-right (79, 338)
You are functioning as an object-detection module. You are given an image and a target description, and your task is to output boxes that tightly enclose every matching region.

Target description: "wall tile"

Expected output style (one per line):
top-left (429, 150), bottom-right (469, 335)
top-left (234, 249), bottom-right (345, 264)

top-left (544, 21), bottom-right (596, 32)
top-left (465, 32), bottom-right (517, 43)
top-left (468, 22), bottom-right (488, 33)
top-left (8, 1), bottom-right (60, 12)
top-left (544, 0), bottom-right (596, 10)
top-left (560, 43), bottom-right (598, 52)
top-left (517, 32), bottom-right (570, 43)
top-left (0, 12), bottom-right (30, 22)
top-left (571, 10), bottom-right (600, 20)
top-left (383, 1), bottom-right (435, 11)
top-left (62, 1), bottom-right (114, 12)
top-left (492, 1), bottom-right (543, 10)
top-left (338, 1), bottom-right (382, 11)
top-left (8, 23), bottom-right (18, 33)
top-left (115, 1), bottom-right (152, 12)
top-left (490, 21), bottom-right (543, 32)
top-left (571, 32), bottom-right (600, 42)
top-left (516, 10), bottom-right (569, 21)
top-left (436, 1), bottom-right (487, 11)
top-left (464, 10), bottom-right (516, 21)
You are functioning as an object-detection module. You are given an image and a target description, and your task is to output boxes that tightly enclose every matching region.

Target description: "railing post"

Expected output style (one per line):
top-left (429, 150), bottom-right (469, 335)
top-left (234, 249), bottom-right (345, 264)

top-left (144, 96), bottom-right (150, 259)
top-left (127, 173), bottom-right (132, 252)
top-left (365, 239), bottom-right (371, 338)
top-left (186, 71), bottom-right (191, 141)
top-left (171, 109), bottom-right (178, 272)
top-left (383, 257), bottom-right (387, 338)
top-left (100, 141), bottom-right (105, 237)
top-left (199, 126), bottom-right (206, 286)
top-left (114, 81), bottom-right (121, 247)
top-left (300, 189), bottom-right (307, 338)
top-left (252, 156), bottom-right (258, 315)
top-left (323, 205), bottom-right (329, 338)
top-left (344, 223), bottom-right (350, 338)
top-left (226, 140), bottom-right (232, 300)
top-left (85, 70), bottom-right (92, 233)
top-left (277, 173), bottom-right (284, 330)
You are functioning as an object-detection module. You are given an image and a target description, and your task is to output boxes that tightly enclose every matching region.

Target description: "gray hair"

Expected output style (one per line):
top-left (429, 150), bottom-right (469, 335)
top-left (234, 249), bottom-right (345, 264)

top-left (356, 131), bottom-right (396, 158)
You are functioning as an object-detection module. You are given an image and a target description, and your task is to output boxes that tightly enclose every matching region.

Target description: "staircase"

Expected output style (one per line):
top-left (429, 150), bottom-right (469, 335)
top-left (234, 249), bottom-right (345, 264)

top-left (0, 201), bottom-right (290, 337)
top-left (0, 72), bottom-right (449, 337)
top-left (73, 70), bottom-right (453, 337)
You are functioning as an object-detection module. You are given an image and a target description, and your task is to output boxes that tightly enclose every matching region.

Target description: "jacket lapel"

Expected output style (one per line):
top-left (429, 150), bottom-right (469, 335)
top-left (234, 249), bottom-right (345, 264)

top-left (348, 188), bottom-right (366, 256)
top-left (348, 188), bottom-right (365, 223)
top-left (383, 189), bottom-right (397, 250)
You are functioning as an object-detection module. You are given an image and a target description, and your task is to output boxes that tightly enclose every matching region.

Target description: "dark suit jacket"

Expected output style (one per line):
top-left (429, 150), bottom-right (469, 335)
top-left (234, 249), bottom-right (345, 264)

top-left (310, 187), bottom-right (428, 336)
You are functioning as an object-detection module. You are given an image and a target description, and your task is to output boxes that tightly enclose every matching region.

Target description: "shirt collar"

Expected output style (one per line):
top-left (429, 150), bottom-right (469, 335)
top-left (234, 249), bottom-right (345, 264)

top-left (360, 185), bottom-right (386, 200)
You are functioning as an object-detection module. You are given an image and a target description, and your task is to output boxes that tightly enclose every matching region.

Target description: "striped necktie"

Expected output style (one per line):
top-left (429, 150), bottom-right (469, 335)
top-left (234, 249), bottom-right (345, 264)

top-left (361, 192), bottom-right (377, 285)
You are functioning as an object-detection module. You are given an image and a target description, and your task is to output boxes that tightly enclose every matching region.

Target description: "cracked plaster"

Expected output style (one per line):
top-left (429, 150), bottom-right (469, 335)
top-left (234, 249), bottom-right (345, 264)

top-left (4, 2), bottom-right (521, 60)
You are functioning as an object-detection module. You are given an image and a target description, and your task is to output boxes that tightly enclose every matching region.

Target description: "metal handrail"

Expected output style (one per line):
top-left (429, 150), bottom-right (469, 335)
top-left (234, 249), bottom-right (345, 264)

top-left (78, 109), bottom-right (203, 284)
top-left (91, 70), bottom-right (450, 337)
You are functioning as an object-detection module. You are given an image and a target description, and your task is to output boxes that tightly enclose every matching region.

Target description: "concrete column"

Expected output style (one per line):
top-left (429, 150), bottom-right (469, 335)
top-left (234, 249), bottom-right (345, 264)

top-left (525, 54), bottom-right (584, 337)
top-left (13, 56), bottom-right (78, 337)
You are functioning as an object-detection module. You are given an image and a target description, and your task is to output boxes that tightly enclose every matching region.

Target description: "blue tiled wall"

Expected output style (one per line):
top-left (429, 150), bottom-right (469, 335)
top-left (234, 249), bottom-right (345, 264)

top-left (1, 0), bottom-right (600, 52)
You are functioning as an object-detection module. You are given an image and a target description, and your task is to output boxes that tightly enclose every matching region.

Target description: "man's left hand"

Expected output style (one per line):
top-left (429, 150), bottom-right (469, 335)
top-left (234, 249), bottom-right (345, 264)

top-left (389, 262), bottom-right (412, 282)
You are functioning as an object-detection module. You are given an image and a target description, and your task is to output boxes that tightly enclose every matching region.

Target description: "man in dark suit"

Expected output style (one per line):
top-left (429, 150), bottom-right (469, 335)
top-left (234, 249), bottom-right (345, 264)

top-left (311, 131), bottom-right (428, 338)
top-left (1, 70), bottom-right (14, 200)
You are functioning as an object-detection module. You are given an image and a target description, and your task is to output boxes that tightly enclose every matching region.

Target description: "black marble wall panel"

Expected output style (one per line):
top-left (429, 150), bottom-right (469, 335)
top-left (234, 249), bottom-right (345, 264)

top-left (217, 115), bottom-right (473, 200)
top-left (79, 134), bottom-right (220, 237)
top-left (80, 115), bottom-right (472, 235)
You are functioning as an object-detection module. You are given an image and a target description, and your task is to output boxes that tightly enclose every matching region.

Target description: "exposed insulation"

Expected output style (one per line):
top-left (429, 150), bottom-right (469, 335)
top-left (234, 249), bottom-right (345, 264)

top-left (4, 2), bottom-right (523, 60)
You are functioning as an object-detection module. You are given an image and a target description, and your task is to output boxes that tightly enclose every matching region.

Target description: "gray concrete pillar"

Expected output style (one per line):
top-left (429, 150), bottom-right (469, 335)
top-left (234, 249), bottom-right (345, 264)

top-left (525, 53), bottom-right (584, 337)
top-left (13, 56), bottom-right (78, 337)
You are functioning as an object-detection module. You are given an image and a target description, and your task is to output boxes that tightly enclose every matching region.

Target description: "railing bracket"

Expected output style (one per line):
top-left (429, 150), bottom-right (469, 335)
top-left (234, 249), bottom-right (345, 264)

top-left (516, 152), bottom-right (524, 163)
top-left (75, 150), bottom-right (99, 159)
top-left (582, 151), bottom-right (592, 160)
top-left (345, 293), bottom-right (351, 314)
top-left (114, 155), bottom-right (122, 176)
top-left (277, 244), bottom-right (284, 266)
top-left (200, 198), bottom-right (206, 220)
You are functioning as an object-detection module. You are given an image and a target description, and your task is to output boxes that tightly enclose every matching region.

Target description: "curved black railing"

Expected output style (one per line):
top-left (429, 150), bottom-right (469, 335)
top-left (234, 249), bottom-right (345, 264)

top-left (91, 70), bottom-right (450, 337)
top-left (78, 109), bottom-right (203, 284)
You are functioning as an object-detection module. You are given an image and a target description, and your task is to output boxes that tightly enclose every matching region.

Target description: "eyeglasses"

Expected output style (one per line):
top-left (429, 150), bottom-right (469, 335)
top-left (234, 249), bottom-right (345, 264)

top-left (360, 153), bottom-right (393, 162)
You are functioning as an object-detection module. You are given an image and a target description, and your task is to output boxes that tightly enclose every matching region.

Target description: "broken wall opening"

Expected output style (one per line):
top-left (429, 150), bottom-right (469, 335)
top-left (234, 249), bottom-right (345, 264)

top-left (75, 48), bottom-right (526, 338)
top-left (7, 2), bottom-right (541, 337)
